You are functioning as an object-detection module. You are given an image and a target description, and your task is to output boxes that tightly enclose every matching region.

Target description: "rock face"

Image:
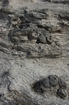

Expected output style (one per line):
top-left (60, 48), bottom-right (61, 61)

top-left (1, 0), bottom-right (69, 8)
top-left (0, 0), bottom-right (69, 105)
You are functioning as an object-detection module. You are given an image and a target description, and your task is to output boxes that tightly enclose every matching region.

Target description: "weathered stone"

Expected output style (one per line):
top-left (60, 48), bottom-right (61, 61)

top-left (27, 23), bottom-right (39, 40)
top-left (0, 46), bottom-right (9, 54)
top-left (58, 79), bottom-right (67, 89)
top-left (33, 77), bottom-right (51, 94)
top-left (57, 89), bottom-right (67, 98)
top-left (0, 1), bottom-right (69, 105)
top-left (48, 75), bottom-right (58, 86)
top-left (36, 34), bottom-right (46, 44)
top-left (36, 29), bottom-right (52, 44)
top-left (0, 101), bottom-right (15, 105)
top-left (50, 0), bottom-right (69, 4)
top-left (26, 10), bottom-right (48, 19)
top-left (41, 77), bottom-right (51, 88)
top-left (40, 29), bottom-right (52, 44)
top-left (33, 81), bottom-right (45, 94)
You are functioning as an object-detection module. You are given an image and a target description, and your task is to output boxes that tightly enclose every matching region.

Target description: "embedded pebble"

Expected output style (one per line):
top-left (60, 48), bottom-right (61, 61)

top-left (33, 81), bottom-right (45, 93)
top-left (57, 88), bottom-right (67, 98)
top-left (48, 75), bottom-right (58, 86)
top-left (33, 75), bottom-right (68, 99)
top-left (41, 77), bottom-right (51, 88)
top-left (36, 34), bottom-right (46, 44)
top-left (58, 79), bottom-right (67, 89)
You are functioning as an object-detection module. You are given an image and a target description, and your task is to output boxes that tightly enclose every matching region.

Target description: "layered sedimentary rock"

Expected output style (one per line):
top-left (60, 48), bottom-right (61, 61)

top-left (0, 1), bottom-right (69, 105)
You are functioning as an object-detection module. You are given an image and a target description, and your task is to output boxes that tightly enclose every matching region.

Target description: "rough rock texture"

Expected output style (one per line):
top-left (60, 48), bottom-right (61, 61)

top-left (33, 75), bottom-right (67, 99)
top-left (0, 0), bottom-right (69, 105)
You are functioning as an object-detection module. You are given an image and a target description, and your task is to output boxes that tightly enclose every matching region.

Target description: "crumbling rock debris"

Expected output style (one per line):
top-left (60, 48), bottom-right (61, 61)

top-left (36, 29), bottom-right (52, 44)
top-left (9, 19), bottom-right (52, 44)
top-left (8, 9), bottom-right (64, 58)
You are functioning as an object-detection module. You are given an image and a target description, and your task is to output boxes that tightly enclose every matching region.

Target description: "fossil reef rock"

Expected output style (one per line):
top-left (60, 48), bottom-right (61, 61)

top-left (0, 0), bottom-right (69, 105)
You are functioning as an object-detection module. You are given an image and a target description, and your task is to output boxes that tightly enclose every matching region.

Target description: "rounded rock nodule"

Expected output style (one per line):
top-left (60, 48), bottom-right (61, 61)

top-left (41, 77), bottom-right (51, 88)
top-left (36, 34), bottom-right (46, 44)
top-left (58, 79), bottom-right (67, 89)
top-left (33, 81), bottom-right (45, 94)
top-left (57, 88), bottom-right (67, 98)
top-left (32, 75), bottom-right (68, 99)
top-left (48, 75), bottom-right (58, 86)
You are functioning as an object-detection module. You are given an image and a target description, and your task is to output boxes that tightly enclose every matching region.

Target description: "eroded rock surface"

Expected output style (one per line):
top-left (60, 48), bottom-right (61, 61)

top-left (0, 1), bottom-right (69, 105)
